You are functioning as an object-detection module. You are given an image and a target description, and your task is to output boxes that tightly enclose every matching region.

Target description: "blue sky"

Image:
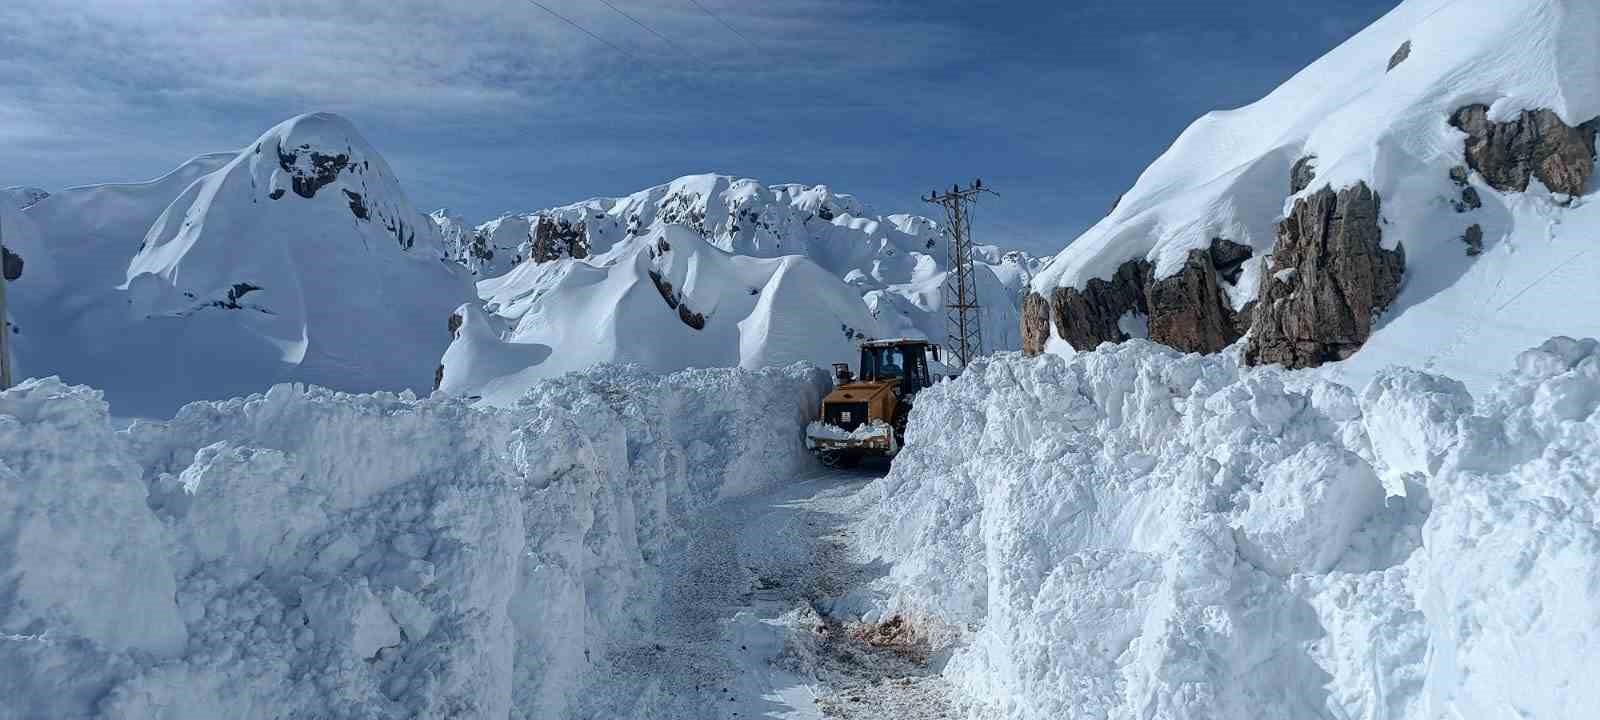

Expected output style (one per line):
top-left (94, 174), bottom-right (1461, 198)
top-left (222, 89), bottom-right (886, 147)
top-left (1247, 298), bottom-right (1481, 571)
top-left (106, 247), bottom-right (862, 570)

top-left (0, 0), bottom-right (1397, 255)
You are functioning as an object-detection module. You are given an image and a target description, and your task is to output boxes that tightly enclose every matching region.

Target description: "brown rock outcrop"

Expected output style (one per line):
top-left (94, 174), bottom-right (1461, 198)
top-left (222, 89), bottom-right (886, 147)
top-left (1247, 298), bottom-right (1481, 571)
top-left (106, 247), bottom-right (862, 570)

top-left (1462, 224), bottom-right (1484, 256)
top-left (1387, 41), bottom-right (1412, 71)
top-left (1291, 156), bottom-right (1318, 194)
top-left (1048, 258), bottom-right (1151, 352)
top-left (1148, 242), bottom-right (1251, 354)
top-left (1025, 238), bottom-right (1254, 356)
top-left (1449, 105), bottom-right (1599, 196)
top-left (1021, 291), bottom-right (1052, 355)
top-left (1246, 183), bottom-right (1404, 369)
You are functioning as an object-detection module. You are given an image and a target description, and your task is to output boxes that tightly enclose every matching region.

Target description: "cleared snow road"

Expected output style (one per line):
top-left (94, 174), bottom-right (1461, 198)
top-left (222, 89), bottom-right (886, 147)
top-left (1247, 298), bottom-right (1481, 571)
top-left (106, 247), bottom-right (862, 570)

top-left (571, 469), bottom-right (956, 720)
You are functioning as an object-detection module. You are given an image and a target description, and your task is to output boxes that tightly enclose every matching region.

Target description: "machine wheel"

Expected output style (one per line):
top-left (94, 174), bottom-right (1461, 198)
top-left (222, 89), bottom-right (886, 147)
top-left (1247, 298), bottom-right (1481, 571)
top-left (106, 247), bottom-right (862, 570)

top-left (892, 406), bottom-right (911, 446)
top-left (816, 449), bottom-right (862, 469)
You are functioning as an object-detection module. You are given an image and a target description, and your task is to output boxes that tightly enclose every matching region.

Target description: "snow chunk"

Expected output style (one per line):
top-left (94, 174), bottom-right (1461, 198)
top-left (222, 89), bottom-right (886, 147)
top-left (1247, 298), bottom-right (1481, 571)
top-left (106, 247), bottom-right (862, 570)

top-left (0, 378), bottom-right (187, 657)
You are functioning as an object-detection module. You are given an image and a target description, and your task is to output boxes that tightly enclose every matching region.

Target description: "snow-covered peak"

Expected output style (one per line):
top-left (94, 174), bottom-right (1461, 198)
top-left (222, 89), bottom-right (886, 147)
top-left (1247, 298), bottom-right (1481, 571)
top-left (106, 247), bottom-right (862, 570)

top-left (132, 113), bottom-right (443, 278)
top-left (1026, 0), bottom-right (1600, 390)
top-left (9, 112), bottom-right (473, 416)
top-left (1035, 0), bottom-right (1600, 295)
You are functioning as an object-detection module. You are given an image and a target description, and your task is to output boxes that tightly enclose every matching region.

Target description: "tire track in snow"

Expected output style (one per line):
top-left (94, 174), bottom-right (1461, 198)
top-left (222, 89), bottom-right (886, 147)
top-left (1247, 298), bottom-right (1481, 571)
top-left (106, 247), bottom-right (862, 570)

top-left (571, 469), bottom-right (957, 720)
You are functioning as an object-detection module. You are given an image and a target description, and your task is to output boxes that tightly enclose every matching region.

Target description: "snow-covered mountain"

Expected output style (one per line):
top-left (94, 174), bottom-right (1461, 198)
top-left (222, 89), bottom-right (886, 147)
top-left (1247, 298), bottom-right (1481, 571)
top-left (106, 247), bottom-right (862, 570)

top-left (435, 174), bottom-right (1037, 403)
top-left (1025, 0), bottom-right (1600, 392)
top-left (4, 113), bottom-right (473, 416)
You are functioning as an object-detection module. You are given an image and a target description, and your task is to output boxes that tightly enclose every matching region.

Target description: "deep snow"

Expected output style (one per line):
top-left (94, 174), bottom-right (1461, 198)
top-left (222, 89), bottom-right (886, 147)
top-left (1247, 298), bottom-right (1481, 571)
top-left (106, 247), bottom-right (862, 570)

top-left (11, 333), bottom-right (1596, 720)
top-left (862, 336), bottom-right (1600, 720)
top-left (0, 363), bottom-right (834, 719)
top-left (1030, 0), bottom-right (1600, 390)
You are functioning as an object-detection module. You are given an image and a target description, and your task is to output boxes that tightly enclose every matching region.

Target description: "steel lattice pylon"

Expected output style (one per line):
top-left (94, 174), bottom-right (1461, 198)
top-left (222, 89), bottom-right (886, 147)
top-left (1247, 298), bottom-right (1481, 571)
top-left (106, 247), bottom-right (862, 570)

top-left (924, 180), bottom-right (995, 368)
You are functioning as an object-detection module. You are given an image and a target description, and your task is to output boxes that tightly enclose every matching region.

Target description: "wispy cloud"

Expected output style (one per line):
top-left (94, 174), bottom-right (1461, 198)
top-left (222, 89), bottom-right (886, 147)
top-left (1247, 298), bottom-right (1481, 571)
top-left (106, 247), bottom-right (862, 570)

top-left (0, 0), bottom-right (967, 183)
top-left (0, 0), bottom-right (1397, 255)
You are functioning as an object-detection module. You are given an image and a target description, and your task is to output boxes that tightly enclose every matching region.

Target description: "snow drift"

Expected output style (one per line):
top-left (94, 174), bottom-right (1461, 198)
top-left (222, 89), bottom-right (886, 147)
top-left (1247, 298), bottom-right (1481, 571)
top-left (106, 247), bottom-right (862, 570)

top-left (863, 337), bottom-right (1600, 719)
top-left (1027, 0), bottom-right (1600, 391)
top-left (0, 364), bottom-right (830, 719)
top-left (439, 223), bottom-right (887, 405)
top-left (5, 113), bottom-right (473, 417)
top-left (435, 174), bottom-right (1036, 404)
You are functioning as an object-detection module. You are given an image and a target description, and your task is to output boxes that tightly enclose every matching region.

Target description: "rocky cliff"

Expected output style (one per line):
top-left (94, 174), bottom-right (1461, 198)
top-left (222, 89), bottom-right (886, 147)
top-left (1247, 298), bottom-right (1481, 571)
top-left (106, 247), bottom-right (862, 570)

top-left (1245, 183), bottom-right (1404, 368)
top-left (1024, 0), bottom-right (1600, 385)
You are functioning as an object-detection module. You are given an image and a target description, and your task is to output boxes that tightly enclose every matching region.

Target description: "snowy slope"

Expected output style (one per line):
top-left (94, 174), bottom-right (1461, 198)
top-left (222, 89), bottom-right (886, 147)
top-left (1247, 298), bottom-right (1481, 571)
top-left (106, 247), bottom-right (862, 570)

top-left (437, 174), bottom-right (1036, 403)
top-left (7, 114), bottom-right (473, 416)
top-left (439, 224), bottom-right (883, 405)
top-left (864, 337), bottom-right (1600, 720)
top-left (0, 364), bottom-right (828, 720)
top-left (1029, 0), bottom-right (1600, 391)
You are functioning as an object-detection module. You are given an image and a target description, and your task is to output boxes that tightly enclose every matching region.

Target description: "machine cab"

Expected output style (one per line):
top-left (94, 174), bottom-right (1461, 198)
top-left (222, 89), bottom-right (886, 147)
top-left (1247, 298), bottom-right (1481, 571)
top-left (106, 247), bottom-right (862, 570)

top-left (857, 339), bottom-right (940, 394)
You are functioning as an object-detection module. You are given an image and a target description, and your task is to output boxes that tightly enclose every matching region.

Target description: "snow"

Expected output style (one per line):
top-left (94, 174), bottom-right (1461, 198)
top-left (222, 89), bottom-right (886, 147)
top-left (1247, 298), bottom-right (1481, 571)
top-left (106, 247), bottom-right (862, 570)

top-left (7, 113), bottom-right (474, 418)
top-left (437, 174), bottom-right (1037, 403)
top-left (861, 336), bottom-right (1600, 719)
top-left (0, 362), bottom-right (831, 719)
top-left (1030, 0), bottom-right (1600, 391)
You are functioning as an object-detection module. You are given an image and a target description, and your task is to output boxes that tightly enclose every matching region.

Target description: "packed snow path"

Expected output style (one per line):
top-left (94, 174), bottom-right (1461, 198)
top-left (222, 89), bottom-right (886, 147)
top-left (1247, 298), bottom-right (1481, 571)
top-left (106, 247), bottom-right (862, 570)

top-left (571, 469), bottom-right (956, 720)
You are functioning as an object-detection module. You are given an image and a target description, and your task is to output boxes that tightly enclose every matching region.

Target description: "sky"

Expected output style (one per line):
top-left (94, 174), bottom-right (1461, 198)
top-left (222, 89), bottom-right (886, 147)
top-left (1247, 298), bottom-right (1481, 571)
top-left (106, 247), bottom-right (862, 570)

top-left (0, 0), bottom-right (1398, 256)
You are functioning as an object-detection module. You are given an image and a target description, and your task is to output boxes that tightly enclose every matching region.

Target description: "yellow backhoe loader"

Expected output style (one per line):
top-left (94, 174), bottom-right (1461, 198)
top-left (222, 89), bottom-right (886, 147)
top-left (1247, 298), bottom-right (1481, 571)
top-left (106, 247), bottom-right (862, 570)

top-left (805, 338), bottom-right (951, 468)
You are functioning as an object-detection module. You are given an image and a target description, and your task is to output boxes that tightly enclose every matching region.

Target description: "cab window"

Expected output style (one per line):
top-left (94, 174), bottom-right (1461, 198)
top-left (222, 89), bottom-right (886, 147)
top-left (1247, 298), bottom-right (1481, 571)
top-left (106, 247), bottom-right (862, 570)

top-left (864, 347), bottom-right (907, 380)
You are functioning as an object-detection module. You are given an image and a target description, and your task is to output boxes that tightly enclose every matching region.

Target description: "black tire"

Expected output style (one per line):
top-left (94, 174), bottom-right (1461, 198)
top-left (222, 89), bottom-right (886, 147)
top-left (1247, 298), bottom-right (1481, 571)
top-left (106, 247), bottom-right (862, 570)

top-left (892, 406), bottom-right (911, 446)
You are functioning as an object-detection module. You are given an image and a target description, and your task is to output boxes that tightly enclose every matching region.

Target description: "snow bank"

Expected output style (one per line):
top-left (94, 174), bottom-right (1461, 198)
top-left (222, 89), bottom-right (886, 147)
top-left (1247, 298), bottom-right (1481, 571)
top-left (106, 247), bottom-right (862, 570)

top-left (863, 337), bottom-right (1600, 719)
top-left (0, 363), bottom-right (830, 719)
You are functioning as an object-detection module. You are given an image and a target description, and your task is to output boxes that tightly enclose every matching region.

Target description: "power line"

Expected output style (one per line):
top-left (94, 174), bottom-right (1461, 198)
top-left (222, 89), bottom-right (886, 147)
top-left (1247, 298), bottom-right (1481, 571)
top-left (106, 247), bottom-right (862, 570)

top-left (686, 0), bottom-right (759, 48)
top-left (522, 0), bottom-right (643, 62)
top-left (593, 0), bottom-right (693, 55)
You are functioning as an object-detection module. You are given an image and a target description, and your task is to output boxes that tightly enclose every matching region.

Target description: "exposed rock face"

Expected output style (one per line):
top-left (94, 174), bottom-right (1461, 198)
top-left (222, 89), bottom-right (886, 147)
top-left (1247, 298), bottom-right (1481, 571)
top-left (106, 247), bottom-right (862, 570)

top-left (1463, 224), bottom-right (1484, 256)
top-left (273, 145), bottom-right (350, 199)
top-left (2, 246), bottom-right (21, 281)
top-left (1021, 292), bottom-right (1052, 355)
top-left (531, 216), bottom-right (588, 263)
top-left (1048, 258), bottom-right (1151, 352)
top-left (10, 188), bottom-right (50, 210)
top-left (1449, 105), bottom-right (1599, 196)
top-left (646, 268), bottom-right (706, 331)
top-left (1449, 165), bottom-right (1483, 212)
top-left (1291, 156), bottom-right (1319, 194)
top-left (341, 189), bottom-right (370, 220)
top-left (1208, 238), bottom-right (1253, 285)
top-left (1246, 183), bottom-right (1405, 369)
top-left (1387, 41), bottom-right (1412, 71)
top-left (1026, 238), bottom-right (1254, 356)
top-left (1147, 249), bottom-right (1245, 354)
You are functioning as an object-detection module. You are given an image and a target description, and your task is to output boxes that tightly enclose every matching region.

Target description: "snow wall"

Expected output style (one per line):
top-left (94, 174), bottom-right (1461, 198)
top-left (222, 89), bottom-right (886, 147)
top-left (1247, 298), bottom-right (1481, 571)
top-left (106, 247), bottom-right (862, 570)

top-left (0, 363), bottom-right (831, 720)
top-left (864, 337), bottom-right (1600, 720)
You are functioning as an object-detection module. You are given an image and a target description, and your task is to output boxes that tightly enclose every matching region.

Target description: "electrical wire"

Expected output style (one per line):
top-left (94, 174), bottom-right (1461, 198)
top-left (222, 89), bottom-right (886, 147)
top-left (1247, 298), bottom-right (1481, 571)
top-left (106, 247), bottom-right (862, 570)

top-left (593, 0), bottom-right (693, 55)
top-left (522, 0), bottom-right (644, 62)
top-left (686, 0), bottom-right (759, 48)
